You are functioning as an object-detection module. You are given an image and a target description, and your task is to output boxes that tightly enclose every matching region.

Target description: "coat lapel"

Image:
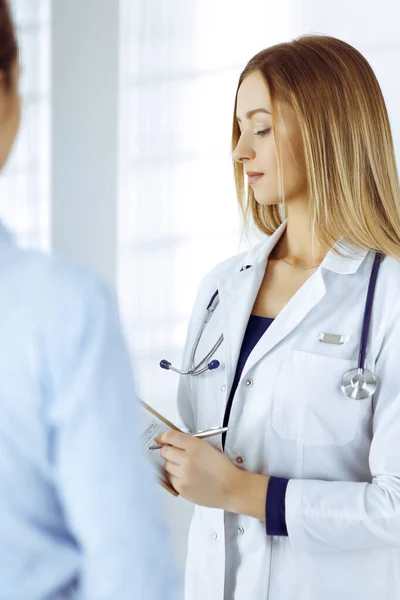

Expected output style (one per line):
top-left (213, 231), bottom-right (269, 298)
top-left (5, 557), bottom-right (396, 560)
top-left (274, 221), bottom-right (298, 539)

top-left (216, 221), bottom-right (287, 392)
top-left (217, 264), bottom-right (265, 394)
top-left (241, 268), bottom-right (326, 378)
top-left (216, 219), bottom-right (371, 389)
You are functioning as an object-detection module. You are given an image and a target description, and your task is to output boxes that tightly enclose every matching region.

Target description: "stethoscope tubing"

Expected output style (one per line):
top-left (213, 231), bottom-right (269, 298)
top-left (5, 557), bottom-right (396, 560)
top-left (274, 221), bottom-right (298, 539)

top-left (357, 251), bottom-right (383, 370)
top-left (160, 251), bottom-right (384, 399)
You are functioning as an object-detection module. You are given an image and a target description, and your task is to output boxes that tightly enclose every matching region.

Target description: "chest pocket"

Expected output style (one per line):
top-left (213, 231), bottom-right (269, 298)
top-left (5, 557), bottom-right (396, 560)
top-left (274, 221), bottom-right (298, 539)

top-left (271, 349), bottom-right (370, 446)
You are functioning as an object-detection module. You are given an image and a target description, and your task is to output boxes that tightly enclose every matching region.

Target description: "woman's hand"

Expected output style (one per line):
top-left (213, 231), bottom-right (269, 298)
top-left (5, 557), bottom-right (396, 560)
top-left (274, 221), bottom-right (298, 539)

top-left (156, 430), bottom-right (243, 510)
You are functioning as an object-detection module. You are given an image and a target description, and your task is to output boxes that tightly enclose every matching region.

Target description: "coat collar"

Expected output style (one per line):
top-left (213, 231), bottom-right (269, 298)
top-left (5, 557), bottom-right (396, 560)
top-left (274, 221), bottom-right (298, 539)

top-left (215, 219), bottom-right (371, 393)
top-left (240, 219), bottom-right (370, 276)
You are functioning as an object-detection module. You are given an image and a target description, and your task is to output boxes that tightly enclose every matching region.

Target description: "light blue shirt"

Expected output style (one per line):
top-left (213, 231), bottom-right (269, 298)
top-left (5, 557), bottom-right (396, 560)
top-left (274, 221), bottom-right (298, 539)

top-left (0, 224), bottom-right (180, 600)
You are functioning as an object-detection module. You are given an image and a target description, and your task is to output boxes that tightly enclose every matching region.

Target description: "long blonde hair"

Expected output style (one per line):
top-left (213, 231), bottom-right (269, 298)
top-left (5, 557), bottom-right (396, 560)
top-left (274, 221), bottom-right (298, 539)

top-left (232, 35), bottom-right (400, 259)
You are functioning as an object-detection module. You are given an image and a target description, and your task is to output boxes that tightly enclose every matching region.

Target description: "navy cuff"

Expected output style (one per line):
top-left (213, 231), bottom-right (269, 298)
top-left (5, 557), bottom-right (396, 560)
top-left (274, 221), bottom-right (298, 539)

top-left (265, 476), bottom-right (289, 536)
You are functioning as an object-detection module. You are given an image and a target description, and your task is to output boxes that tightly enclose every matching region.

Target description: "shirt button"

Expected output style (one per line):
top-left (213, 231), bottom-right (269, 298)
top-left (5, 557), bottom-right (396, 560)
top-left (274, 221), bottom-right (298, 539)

top-left (221, 385), bottom-right (226, 392)
top-left (211, 532), bottom-right (218, 540)
top-left (238, 526), bottom-right (245, 535)
top-left (235, 456), bottom-right (244, 464)
top-left (245, 378), bottom-right (253, 387)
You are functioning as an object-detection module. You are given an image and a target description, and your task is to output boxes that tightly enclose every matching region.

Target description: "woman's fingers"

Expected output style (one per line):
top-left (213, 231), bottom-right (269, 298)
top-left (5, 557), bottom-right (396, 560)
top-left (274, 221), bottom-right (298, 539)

top-left (163, 460), bottom-right (181, 477)
top-left (160, 444), bottom-right (185, 464)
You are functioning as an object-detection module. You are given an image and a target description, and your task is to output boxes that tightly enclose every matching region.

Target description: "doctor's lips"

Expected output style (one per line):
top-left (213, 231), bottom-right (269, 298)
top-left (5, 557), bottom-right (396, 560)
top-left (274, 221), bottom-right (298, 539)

top-left (246, 171), bottom-right (264, 185)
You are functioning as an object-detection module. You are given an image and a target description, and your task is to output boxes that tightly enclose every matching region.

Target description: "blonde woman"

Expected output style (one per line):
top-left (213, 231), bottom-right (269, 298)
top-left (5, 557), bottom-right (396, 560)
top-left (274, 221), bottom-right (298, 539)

top-left (156, 35), bottom-right (400, 600)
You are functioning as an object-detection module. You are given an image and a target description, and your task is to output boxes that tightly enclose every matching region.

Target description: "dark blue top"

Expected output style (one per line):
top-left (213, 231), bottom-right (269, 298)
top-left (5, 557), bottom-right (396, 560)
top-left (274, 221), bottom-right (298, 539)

top-left (222, 314), bottom-right (289, 537)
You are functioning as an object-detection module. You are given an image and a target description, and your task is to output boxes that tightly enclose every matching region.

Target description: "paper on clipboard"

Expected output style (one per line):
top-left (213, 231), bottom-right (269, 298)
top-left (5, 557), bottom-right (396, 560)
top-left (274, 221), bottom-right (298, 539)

top-left (140, 400), bottom-right (183, 496)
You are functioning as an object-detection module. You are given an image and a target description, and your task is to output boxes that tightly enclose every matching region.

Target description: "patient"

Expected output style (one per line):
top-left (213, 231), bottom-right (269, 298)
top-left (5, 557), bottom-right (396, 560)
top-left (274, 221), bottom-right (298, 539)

top-left (0, 1), bottom-right (180, 598)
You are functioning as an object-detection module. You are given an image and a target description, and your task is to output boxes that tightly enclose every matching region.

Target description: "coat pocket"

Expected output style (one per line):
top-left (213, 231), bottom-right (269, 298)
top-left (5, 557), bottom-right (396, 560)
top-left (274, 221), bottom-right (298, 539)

top-left (271, 350), bottom-right (367, 446)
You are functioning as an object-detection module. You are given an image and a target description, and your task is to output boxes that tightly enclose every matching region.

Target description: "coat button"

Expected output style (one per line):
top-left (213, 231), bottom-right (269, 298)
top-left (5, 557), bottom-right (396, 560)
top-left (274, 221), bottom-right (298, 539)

top-left (211, 532), bottom-right (218, 540)
top-left (235, 456), bottom-right (244, 464)
top-left (221, 385), bottom-right (226, 392)
top-left (238, 526), bottom-right (245, 535)
top-left (245, 379), bottom-right (253, 387)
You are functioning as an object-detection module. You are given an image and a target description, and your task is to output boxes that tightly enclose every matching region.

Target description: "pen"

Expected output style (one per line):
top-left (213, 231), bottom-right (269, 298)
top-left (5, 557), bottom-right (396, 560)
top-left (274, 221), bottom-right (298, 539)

top-left (149, 426), bottom-right (229, 450)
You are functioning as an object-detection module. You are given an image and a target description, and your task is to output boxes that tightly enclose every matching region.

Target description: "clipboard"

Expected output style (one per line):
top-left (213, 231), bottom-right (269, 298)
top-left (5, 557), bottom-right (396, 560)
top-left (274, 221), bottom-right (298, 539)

top-left (140, 400), bottom-right (183, 497)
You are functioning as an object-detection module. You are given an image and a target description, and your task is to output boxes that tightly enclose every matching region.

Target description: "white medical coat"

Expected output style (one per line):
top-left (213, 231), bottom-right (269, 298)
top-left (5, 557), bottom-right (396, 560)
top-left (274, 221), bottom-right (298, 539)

top-left (177, 219), bottom-right (400, 600)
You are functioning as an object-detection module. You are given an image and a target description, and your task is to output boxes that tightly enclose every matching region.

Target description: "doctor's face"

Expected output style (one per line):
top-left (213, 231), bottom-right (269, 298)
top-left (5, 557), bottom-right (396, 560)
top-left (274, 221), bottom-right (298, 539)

top-left (233, 70), bottom-right (307, 207)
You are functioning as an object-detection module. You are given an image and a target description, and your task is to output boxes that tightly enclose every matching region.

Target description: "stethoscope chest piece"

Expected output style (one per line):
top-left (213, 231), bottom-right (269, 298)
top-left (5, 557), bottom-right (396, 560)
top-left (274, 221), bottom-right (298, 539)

top-left (341, 367), bottom-right (377, 400)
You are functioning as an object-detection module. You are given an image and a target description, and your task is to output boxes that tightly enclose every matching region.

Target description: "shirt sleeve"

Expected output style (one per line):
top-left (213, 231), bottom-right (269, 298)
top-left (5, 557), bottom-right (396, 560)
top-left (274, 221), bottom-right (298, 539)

top-left (46, 275), bottom-right (181, 600)
top-left (266, 476), bottom-right (290, 536)
top-left (284, 298), bottom-right (400, 553)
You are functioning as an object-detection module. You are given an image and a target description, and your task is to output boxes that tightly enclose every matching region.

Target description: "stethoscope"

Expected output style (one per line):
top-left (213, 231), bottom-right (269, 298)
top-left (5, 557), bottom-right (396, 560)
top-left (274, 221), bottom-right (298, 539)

top-left (160, 252), bottom-right (384, 400)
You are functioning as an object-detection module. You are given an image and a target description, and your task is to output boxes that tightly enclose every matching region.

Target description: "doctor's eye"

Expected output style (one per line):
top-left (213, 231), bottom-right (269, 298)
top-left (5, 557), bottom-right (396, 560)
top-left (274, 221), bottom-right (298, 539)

top-left (254, 128), bottom-right (271, 137)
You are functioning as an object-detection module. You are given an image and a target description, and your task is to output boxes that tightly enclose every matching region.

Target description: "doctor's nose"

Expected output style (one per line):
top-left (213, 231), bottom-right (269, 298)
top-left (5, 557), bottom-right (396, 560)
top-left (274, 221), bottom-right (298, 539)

top-left (232, 139), bottom-right (255, 163)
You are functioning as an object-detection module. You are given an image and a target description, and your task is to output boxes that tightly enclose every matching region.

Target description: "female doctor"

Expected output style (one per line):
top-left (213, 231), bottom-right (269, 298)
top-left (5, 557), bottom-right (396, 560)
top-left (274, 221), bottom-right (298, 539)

top-left (156, 35), bottom-right (400, 600)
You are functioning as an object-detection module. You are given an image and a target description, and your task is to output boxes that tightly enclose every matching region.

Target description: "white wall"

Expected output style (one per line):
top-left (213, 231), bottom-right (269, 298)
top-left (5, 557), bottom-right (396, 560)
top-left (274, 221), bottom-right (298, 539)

top-left (51, 0), bottom-right (119, 288)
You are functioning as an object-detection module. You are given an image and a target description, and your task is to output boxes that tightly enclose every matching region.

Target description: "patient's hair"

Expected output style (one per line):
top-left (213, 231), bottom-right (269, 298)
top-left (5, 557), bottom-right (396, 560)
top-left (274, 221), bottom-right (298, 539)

top-left (0, 0), bottom-right (17, 89)
top-left (232, 35), bottom-right (400, 260)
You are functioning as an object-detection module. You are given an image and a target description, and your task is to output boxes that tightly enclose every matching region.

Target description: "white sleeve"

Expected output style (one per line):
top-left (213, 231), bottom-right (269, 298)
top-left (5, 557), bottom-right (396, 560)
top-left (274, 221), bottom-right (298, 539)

top-left (285, 298), bottom-right (400, 553)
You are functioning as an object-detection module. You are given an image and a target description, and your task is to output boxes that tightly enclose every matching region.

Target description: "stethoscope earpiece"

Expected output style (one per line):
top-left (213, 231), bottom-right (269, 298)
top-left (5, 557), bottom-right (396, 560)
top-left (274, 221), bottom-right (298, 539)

top-left (208, 360), bottom-right (220, 370)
